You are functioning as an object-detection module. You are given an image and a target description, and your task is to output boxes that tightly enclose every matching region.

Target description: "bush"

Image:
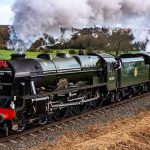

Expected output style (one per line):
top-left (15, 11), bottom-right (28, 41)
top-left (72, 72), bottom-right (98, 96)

top-left (69, 49), bottom-right (77, 54)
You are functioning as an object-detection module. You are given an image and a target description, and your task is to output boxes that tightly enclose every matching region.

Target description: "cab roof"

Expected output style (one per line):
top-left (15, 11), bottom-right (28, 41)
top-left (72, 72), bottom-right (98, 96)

top-left (88, 53), bottom-right (116, 63)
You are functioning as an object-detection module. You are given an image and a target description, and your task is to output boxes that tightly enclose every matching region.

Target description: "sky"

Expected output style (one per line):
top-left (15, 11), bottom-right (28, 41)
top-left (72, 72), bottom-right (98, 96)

top-left (0, 0), bottom-right (15, 25)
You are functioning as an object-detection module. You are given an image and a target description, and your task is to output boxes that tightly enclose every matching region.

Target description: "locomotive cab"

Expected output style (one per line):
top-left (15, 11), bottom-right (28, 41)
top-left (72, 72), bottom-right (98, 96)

top-left (88, 53), bottom-right (118, 91)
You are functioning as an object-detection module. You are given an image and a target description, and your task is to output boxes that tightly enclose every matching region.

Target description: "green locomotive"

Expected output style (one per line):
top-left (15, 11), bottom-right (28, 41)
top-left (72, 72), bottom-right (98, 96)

top-left (0, 52), bottom-right (149, 135)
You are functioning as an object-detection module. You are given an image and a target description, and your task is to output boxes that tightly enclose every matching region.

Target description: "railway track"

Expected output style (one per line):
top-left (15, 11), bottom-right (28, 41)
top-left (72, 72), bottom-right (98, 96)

top-left (0, 92), bottom-right (150, 149)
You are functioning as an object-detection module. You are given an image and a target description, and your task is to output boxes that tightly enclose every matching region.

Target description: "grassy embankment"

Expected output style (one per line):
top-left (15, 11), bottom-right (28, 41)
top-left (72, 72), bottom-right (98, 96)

top-left (0, 49), bottom-right (140, 60)
top-left (0, 49), bottom-right (69, 60)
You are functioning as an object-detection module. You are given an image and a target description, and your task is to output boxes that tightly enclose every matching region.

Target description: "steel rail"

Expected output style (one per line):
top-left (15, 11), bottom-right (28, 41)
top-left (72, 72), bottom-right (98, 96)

top-left (0, 92), bottom-right (149, 145)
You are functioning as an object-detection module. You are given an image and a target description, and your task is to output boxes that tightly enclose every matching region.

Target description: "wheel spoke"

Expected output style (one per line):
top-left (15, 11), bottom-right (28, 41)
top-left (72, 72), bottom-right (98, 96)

top-left (51, 108), bottom-right (69, 121)
top-left (71, 104), bottom-right (86, 115)
top-left (38, 114), bottom-right (48, 125)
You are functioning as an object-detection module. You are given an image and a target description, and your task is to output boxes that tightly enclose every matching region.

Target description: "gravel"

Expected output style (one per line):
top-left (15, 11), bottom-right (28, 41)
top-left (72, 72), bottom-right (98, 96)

top-left (1, 94), bottom-right (150, 150)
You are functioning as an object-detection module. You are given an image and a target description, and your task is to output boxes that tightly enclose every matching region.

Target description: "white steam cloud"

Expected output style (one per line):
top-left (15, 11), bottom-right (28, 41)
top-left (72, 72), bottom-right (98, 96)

top-left (8, 0), bottom-right (150, 53)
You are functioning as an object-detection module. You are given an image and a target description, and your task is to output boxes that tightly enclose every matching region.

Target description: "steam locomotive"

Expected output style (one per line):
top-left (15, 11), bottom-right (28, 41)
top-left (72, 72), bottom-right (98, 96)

top-left (0, 52), bottom-right (150, 135)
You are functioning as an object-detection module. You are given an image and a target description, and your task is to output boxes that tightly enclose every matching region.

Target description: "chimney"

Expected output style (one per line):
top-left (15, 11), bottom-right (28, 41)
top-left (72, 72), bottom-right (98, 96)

top-left (11, 54), bottom-right (26, 60)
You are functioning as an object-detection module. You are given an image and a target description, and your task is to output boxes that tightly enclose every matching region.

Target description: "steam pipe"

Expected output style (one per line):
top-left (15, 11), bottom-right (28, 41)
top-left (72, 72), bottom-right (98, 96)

top-left (31, 81), bottom-right (36, 95)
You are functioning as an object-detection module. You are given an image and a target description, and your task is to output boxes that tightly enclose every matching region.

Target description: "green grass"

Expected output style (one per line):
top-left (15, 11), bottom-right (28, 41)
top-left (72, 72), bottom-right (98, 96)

top-left (0, 49), bottom-right (85, 60)
top-left (0, 49), bottom-right (140, 60)
top-left (0, 50), bottom-right (13, 60)
top-left (0, 50), bottom-right (41, 60)
top-left (0, 49), bottom-right (69, 60)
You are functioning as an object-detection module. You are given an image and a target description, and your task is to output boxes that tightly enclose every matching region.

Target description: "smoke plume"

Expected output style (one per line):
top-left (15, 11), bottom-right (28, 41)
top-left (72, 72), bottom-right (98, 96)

top-left (8, 0), bottom-right (150, 53)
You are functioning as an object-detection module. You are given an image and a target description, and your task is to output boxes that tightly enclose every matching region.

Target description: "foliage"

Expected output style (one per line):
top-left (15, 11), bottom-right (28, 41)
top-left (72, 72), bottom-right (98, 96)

top-left (0, 25), bottom-right (9, 49)
top-left (0, 26), bottom-right (141, 54)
